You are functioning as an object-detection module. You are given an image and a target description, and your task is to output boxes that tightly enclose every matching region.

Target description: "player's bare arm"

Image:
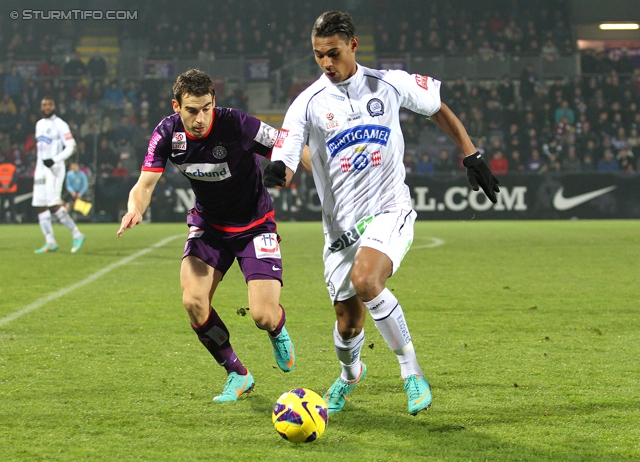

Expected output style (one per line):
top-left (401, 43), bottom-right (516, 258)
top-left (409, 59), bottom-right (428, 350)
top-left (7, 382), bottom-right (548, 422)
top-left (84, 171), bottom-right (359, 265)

top-left (117, 170), bottom-right (162, 236)
top-left (429, 102), bottom-right (477, 156)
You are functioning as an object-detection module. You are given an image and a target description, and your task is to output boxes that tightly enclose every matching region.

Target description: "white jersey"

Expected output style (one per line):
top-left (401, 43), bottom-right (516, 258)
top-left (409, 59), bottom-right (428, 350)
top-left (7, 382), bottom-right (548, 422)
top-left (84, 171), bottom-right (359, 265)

top-left (272, 64), bottom-right (442, 233)
top-left (35, 115), bottom-right (76, 165)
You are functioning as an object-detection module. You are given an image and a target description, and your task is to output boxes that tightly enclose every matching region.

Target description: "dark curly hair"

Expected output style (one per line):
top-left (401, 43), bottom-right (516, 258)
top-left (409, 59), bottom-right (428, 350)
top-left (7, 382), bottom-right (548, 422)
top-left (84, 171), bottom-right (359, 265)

top-left (172, 68), bottom-right (215, 105)
top-left (311, 11), bottom-right (356, 42)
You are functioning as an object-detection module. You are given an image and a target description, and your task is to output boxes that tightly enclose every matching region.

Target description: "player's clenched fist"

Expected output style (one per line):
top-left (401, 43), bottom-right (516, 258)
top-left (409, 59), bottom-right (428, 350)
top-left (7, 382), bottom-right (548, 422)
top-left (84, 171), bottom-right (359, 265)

top-left (263, 160), bottom-right (287, 187)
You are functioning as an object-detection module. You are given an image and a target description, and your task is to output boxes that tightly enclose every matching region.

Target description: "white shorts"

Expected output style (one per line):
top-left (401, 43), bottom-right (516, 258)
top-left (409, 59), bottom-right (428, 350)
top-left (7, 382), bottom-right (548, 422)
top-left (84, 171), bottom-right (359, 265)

top-left (323, 208), bottom-right (416, 303)
top-left (32, 161), bottom-right (66, 207)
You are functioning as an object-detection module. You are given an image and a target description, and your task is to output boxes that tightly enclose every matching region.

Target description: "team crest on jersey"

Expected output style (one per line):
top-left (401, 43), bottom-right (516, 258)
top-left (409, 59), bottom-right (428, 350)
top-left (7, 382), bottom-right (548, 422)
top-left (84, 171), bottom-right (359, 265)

top-left (172, 132), bottom-right (186, 150)
top-left (367, 98), bottom-right (384, 117)
top-left (213, 145), bottom-right (227, 159)
top-left (340, 157), bottom-right (351, 172)
top-left (371, 150), bottom-right (381, 166)
top-left (415, 75), bottom-right (429, 90)
top-left (253, 233), bottom-right (281, 259)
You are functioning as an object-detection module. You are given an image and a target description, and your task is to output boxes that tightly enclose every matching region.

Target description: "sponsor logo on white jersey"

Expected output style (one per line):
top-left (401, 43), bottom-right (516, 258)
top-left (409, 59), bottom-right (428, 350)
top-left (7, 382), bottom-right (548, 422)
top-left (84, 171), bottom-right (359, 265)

top-left (179, 162), bottom-right (231, 181)
top-left (326, 124), bottom-right (391, 157)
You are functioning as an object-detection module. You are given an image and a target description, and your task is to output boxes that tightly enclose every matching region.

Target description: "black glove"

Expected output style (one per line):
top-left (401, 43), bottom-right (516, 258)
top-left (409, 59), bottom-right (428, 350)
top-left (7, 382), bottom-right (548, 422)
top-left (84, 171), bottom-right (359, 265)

top-left (462, 152), bottom-right (500, 203)
top-left (43, 159), bottom-right (55, 168)
top-left (263, 160), bottom-right (286, 187)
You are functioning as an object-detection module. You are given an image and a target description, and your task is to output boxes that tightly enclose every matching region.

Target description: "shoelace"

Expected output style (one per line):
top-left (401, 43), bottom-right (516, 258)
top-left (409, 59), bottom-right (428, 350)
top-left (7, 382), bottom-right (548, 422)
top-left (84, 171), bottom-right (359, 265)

top-left (327, 380), bottom-right (350, 400)
top-left (220, 374), bottom-right (237, 395)
top-left (404, 377), bottom-right (421, 401)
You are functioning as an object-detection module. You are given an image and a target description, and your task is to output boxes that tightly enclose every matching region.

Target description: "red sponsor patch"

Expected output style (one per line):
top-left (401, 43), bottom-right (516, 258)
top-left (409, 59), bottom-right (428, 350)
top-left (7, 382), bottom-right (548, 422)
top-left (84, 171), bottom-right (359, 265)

top-left (415, 75), bottom-right (429, 90)
top-left (371, 150), bottom-right (381, 166)
top-left (340, 157), bottom-right (351, 172)
top-left (326, 113), bottom-right (334, 120)
top-left (274, 129), bottom-right (289, 148)
top-left (64, 133), bottom-right (73, 140)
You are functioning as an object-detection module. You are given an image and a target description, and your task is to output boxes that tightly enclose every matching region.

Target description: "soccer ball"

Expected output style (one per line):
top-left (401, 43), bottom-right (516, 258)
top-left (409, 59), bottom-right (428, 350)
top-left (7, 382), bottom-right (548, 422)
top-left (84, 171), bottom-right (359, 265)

top-left (272, 388), bottom-right (328, 443)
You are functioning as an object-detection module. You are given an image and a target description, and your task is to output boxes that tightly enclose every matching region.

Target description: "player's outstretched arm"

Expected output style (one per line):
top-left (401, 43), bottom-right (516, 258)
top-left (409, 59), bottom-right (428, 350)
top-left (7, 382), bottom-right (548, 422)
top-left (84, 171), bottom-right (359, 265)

top-left (117, 170), bottom-right (162, 237)
top-left (430, 102), bottom-right (500, 203)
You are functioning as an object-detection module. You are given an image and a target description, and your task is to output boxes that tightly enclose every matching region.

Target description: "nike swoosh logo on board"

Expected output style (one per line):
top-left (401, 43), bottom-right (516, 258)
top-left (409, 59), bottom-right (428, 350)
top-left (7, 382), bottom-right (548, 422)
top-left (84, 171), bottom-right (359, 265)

top-left (553, 186), bottom-right (617, 211)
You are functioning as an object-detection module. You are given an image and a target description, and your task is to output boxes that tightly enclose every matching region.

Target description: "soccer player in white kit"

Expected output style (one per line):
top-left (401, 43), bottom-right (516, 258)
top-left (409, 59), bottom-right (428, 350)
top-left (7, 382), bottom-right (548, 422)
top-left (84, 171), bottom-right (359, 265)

top-left (33, 97), bottom-right (86, 253)
top-left (264, 11), bottom-right (500, 415)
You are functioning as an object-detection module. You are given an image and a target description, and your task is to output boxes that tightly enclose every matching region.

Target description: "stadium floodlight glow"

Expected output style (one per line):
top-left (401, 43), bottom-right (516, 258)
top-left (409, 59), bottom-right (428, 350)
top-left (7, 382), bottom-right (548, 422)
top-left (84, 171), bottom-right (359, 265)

top-left (599, 23), bottom-right (639, 30)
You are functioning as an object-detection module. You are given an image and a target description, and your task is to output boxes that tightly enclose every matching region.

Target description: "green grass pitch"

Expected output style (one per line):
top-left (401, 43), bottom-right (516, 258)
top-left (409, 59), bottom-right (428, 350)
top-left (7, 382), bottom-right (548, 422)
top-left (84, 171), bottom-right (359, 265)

top-left (1, 220), bottom-right (639, 461)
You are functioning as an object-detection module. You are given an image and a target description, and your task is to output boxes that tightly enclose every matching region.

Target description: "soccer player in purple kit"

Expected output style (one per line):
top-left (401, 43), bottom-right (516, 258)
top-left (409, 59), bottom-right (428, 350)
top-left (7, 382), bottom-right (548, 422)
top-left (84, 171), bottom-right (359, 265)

top-left (117, 69), bottom-right (295, 402)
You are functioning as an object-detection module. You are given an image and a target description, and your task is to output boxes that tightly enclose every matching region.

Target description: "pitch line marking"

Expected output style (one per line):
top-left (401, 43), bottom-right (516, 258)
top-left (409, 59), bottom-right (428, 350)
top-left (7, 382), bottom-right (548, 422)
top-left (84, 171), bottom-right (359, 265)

top-left (0, 234), bottom-right (183, 327)
top-left (413, 236), bottom-right (445, 249)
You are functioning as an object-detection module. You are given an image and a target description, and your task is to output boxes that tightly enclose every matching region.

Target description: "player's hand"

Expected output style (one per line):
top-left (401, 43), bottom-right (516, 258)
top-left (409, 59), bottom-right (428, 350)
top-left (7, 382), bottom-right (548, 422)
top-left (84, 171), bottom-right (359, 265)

top-left (263, 160), bottom-right (286, 187)
top-left (462, 152), bottom-right (500, 203)
top-left (117, 211), bottom-right (142, 237)
top-left (43, 159), bottom-right (54, 168)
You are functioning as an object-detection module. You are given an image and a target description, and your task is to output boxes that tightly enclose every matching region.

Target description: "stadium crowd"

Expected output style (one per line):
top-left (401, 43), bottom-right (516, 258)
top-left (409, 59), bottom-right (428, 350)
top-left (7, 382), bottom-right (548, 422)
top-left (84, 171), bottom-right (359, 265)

top-left (0, 0), bottom-right (639, 223)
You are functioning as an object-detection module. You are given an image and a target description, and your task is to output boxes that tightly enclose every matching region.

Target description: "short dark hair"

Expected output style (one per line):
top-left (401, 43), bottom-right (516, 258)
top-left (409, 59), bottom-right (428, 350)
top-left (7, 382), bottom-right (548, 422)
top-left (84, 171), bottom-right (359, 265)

top-left (41, 96), bottom-right (55, 104)
top-left (172, 68), bottom-right (215, 105)
top-left (311, 11), bottom-right (355, 42)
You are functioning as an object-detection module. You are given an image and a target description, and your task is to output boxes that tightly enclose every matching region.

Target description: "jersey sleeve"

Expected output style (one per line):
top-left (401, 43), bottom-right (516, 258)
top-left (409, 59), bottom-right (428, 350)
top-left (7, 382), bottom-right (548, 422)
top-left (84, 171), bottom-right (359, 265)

top-left (270, 95), bottom-right (309, 173)
top-left (235, 109), bottom-right (280, 157)
top-left (52, 118), bottom-right (76, 163)
top-left (142, 124), bottom-right (171, 172)
top-left (386, 70), bottom-right (442, 117)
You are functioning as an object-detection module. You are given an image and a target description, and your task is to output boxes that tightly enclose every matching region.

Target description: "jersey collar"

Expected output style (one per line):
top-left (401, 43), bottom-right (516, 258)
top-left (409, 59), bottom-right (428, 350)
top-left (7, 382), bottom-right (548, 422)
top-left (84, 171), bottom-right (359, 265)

top-left (328, 63), bottom-right (363, 89)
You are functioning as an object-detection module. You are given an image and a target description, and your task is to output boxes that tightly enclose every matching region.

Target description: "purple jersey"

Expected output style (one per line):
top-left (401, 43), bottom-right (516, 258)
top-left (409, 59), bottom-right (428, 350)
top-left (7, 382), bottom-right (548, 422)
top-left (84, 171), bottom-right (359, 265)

top-left (143, 108), bottom-right (280, 230)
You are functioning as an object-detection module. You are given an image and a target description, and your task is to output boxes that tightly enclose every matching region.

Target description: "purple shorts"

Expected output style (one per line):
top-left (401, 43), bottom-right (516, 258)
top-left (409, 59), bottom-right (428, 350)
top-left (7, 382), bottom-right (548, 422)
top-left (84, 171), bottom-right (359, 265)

top-left (183, 209), bottom-right (283, 284)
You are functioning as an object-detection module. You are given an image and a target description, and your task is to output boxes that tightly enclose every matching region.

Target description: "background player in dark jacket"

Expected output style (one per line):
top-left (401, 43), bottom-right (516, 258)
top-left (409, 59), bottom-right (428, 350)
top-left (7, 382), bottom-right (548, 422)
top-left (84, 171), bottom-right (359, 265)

top-left (117, 69), bottom-right (295, 402)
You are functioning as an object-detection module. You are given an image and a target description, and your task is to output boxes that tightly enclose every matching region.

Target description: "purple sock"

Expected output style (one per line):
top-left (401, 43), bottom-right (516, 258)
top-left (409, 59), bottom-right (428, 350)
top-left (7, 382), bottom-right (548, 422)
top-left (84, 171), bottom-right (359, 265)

top-left (192, 307), bottom-right (247, 376)
top-left (267, 305), bottom-right (286, 338)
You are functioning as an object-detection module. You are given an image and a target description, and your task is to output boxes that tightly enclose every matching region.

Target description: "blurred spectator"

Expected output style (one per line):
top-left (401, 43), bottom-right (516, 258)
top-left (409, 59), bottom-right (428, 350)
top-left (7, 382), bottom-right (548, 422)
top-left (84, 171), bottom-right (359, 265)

top-left (519, 64), bottom-right (538, 104)
top-left (65, 162), bottom-right (89, 202)
top-left (526, 149), bottom-right (546, 172)
top-left (614, 49), bottom-right (635, 75)
top-left (4, 65), bottom-right (22, 98)
top-left (509, 150), bottom-right (526, 172)
top-left (103, 80), bottom-right (125, 109)
top-left (111, 161), bottom-right (130, 178)
top-left (403, 153), bottom-right (417, 174)
top-left (87, 53), bottom-right (108, 78)
top-left (597, 150), bottom-right (619, 172)
top-left (490, 150), bottom-right (508, 174)
top-left (562, 146), bottom-right (582, 172)
top-left (416, 153), bottom-right (434, 174)
top-left (434, 149), bottom-right (455, 174)
top-left (64, 53), bottom-right (87, 80)
top-left (38, 56), bottom-right (61, 78)
top-left (617, 148), bottom-right (635, 173)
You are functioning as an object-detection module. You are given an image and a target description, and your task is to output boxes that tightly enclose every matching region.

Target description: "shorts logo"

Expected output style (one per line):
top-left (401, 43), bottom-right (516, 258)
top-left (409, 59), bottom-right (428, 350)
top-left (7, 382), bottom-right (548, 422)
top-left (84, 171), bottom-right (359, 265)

top-left (326, 125), bottom-right (391, 157)
top-left (172, 132), bottom-right (187, 150)
top-left (367, 98), bottom-right (384, 117)
top-left (327, 282), bottom-right (335, 297)
top-left (274, 129), bottom-right (289, 148)
top-left (187, 226), bottom-right (204, 239)
top-left (415, 75), bottom-right (429, 90)
top-left (213, 145), bottom-right (227, 159)
top-left (253, 233), bottom-right (281, 259)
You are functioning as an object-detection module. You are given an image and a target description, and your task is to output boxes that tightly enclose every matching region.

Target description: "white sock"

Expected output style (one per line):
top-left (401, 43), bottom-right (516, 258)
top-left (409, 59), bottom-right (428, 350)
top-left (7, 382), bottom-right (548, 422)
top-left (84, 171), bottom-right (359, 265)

top-left (333, 322), bottom-right (365, 383)
top-left (55, 207), bottom-right (82, 238)
top-left (364, 288), bottom-right (423, 379)
top-left (38, 210), bottom-right (56, 244)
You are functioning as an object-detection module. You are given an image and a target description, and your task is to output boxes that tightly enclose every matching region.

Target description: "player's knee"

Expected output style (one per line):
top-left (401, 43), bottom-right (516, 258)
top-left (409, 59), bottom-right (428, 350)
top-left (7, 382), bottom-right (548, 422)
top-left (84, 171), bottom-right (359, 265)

top-left (182, 293), bottom-right (208, 317)
top-left (250, 304), bottom-right (279, 331)
top-left (351, 270), bottom-right (383, 301)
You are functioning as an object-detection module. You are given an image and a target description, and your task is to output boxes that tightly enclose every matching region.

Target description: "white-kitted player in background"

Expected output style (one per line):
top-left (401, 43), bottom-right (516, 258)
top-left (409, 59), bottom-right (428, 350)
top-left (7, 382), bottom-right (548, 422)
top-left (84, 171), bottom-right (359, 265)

top-left (33, 97), bottom-right (85, 253)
